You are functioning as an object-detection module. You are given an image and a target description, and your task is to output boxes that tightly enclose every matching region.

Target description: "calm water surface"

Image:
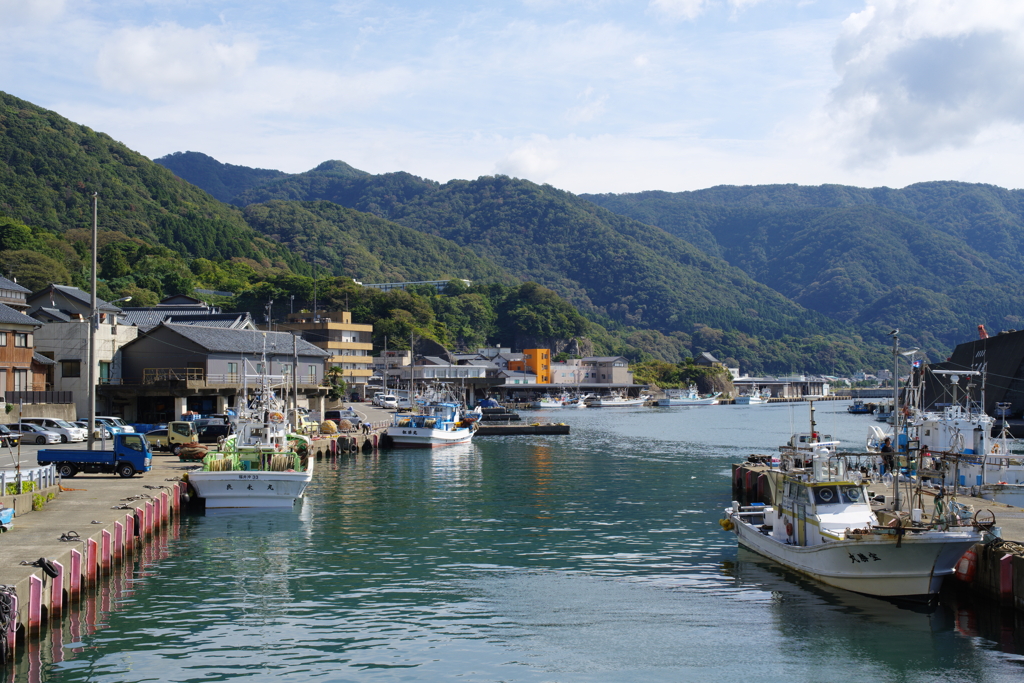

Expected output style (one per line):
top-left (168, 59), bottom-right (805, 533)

top-left (28, 403), bottom-right (1024, 682)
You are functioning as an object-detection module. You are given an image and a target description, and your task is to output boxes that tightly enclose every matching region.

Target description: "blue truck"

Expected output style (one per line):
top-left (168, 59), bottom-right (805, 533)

top-left (37, 433), bottom-right (153, 478)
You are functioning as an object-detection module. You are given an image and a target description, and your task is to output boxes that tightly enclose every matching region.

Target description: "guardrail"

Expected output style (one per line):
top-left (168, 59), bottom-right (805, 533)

top-left (0, 465), bottom-right (57, 494)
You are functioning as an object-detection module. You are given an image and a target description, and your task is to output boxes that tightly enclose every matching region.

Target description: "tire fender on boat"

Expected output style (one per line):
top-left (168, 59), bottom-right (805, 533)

top-left (954, 548), bottom-right (978, 583)
top-left (785, 520), bottom-right (794, 537)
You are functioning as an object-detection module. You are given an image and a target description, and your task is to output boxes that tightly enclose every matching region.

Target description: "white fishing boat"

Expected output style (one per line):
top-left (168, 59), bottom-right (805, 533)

top-left (734, 386), bottom-right (770, 405)
top-left (186, 358), bottom-right (313, 510)
top-left (724, 437), bottom-right (984, 598)
top-left (530, 393), bottom-right (585, 408)
top-left (723, 405), bottom-right (986, 599)
top-left (656, 385), bottom-right (720, 406)
top-left (585, 393), bottom-right (649, 407)
top-left (386, 402), bottom-right (475, 448)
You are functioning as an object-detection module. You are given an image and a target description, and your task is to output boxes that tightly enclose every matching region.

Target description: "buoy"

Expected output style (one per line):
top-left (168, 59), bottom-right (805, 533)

top-left (954, 548), bottom-right (978, 583)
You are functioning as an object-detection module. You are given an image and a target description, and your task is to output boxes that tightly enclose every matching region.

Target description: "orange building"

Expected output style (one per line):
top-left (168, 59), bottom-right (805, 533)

top-left (509, 349), bottom-right (551, 384)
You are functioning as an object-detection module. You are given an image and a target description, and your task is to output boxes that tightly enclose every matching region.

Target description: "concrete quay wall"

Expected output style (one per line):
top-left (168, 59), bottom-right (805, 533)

top-left (0, 457), bottom-right (188, 665)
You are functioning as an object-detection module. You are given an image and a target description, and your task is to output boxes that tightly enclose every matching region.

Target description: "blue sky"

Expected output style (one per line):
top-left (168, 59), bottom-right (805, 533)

top-left (3, 0), bottom-right (1023, 193)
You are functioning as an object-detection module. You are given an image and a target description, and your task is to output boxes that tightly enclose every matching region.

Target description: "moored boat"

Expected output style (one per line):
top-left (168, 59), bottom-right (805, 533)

top-left (187, 372), bottom-right (313, 510)
top-left (734, 386), bottom-right (769, 405)
top-left (723, 406), bottom-right (986, 599)
top-left (656, 385), bottom-right (720, 406)
top-left (386, 402), bottom-right (475, 448)
top-left (585, 393), bottom-right (649, 407)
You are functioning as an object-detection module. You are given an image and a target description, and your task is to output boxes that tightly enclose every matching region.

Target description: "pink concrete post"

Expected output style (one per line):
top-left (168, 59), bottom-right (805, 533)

top-left (51, 561), bottom-right (64, 618)
top-left (86, 538), bottom-right (98, 584)
top-left (125, 512), bottom-right (135, 551)
top-left (114, 520), bottom-right (124, 561)
top-left (1000, 553), bottom-right (1014, 602)
top-left (5, 593), bottom-right (15, 654)
top-left (69, 549), bottom-right (82, 598)
top-left (28, 574), bottom-right (42, 633)
top-left (146, 500), bottom-right (155, 533)
top-left (135, 506), bottom-right (145, 539)
top-left (101, 529), bottom-right (112, 571)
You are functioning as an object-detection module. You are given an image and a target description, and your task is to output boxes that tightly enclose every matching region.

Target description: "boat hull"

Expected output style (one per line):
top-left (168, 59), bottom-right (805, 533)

top-left (386, 427), bottom-right (473, 448)
top-left (733, 397), bottom-right (766, 405)
top-left (728, 511), bottom-right (979, 598)
top-left (188, 458), bottom-right (314, 509)
top-left (657, 397), bottom-right (718, 406)
top-left (587, 398), bottom-right (647, 407)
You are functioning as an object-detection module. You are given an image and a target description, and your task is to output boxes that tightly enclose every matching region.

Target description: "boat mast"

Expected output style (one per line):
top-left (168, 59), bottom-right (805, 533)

top-left (891, 330), bottom-right (902, 514)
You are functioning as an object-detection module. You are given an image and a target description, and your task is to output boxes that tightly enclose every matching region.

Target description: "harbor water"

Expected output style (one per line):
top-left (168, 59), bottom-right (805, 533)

top-left (25, 403), bottom-right (1024, 682)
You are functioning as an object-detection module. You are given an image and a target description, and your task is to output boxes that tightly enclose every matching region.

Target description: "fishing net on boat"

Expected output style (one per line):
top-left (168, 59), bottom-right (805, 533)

top-left (269, 455), bottom-right (294, 472)
top-left (206, 456), bottom-right (235, 472)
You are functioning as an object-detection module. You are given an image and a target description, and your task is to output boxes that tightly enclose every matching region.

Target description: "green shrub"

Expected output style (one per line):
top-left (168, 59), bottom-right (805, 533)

top-left (5, 481), bottom-right (35, 495)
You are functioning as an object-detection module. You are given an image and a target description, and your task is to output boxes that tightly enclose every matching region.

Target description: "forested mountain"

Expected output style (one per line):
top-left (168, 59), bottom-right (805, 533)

top-left (583, 185), bottom-right (1024, 356)
top-left (168, 158), bottom-right (886, 373)
top-left (240, 200), bottom-right (514, 285)
top-left (155, 152), bottom-right (290, 204)
top-left (0, 92), bottom-right (295, 268)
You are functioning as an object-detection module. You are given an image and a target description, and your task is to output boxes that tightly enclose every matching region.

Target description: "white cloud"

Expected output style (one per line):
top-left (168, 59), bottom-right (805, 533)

top-left (565, 87), bottom-right (608, 124)
top-left (0, 0), bottom-right (65, 25)
top-left (648, 0), bottom-right (710, 21)
top-left (96, 23), bottom-right (259, 100)
top-left (828, 0), bottom-right (1024, 164)
top-left (494, 139), bottom-right (562, 181)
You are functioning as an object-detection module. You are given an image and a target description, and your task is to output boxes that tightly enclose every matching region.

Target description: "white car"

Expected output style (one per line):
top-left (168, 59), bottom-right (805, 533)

top-left (10, 423), bottom-right (62, 445)
top-left (380, 395), bottom-right (398, 409)
top-left (21, 417), bottom-right (86, 443)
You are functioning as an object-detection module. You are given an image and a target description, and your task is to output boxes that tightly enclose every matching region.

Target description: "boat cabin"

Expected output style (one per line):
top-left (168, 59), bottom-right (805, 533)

top-left (772, 476), bottom-right (875, 546)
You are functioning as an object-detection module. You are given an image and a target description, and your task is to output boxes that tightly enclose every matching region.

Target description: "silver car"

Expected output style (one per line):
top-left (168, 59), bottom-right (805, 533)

top-left (10, 423), bottom-right (63, 445)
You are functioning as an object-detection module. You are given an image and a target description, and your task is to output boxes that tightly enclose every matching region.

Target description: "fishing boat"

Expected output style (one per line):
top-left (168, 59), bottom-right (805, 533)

top-left (656, 385), bottom-right (720, 406)
top-left (848, 399), bottom-right (873, 415)
top-left (530, 393), bottom-right (586, 408)
top-left (734, 386), bottom-right (770, 405)
top-left (723, 405), bottom-right (986, 599)
top-left (386, 402), bottom-right (475, 448)
top-left (186, 372), bottom-right (314, 510)
top-left (586, 393), bottom-right (649, 407)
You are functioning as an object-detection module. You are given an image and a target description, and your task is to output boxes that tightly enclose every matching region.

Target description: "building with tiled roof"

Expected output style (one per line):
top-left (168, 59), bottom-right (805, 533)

top-left (100, 323), bottom-right (331, 422)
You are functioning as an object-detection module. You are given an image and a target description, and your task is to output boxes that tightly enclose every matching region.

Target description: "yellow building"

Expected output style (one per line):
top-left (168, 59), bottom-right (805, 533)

top-left (509, 349), bottom-right (551, 384)
top-left (277, 311), bottom-right (374, 396)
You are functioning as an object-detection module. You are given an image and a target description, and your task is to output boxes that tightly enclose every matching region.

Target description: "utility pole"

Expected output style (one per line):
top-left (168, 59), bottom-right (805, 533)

top-left (87, 193), bottom-right (98, 450)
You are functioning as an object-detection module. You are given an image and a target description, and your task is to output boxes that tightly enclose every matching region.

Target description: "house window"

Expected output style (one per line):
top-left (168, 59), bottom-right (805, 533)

top-left (99, 361), bottom-right (110, 381)
top-left (62, 360), bottom-right (82, 378)
top-left (13, 369), bottom-right (27, 392)
top-left (14, 333), bottom-right (28, 348)
top-left (307, 365), bottom-right (316, 382)
top-left (281, 364), bottom-right (292, 375)
top-left (228, 362), bottom-right (239, 382)
top-left (0, 332), bottom-right (6, 346)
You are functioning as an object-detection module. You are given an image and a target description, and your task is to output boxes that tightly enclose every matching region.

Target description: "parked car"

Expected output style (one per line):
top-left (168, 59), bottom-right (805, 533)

top-left (9, 423), bottom-right (63, 445)
top-left (73, 420), bottom-right (114, 439)
top-left (380, 395), bottom-right (398, 409)
top-left (0, 424), bottom-right (20, 448)
top-left (324, 408), bottom-right (361, 427)
top-left (20, 417), bottom-right (86, 443)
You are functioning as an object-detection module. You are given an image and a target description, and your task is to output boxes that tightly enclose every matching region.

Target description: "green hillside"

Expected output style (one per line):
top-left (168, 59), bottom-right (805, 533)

top-left (241, 199), bottom-right (514, 284)
top-left (170, 158), bottom-right (887, 373)
top-left (583, 185), bottom-right (1024, 357)
top-left (0, 91), bottom-right (297, 268)
top-left (155, 151), bottom-right (291, 204)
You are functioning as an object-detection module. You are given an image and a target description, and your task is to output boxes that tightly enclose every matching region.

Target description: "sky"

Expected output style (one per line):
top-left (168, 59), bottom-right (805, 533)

top-left (3, 0), bottom-right (1024, 194)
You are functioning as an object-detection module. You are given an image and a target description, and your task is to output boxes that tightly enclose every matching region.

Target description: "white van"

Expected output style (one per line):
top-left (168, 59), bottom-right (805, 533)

top-left (380, 395), bottom-right (398, 409)
top-left (21, 417), bottom-right (86, 443)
